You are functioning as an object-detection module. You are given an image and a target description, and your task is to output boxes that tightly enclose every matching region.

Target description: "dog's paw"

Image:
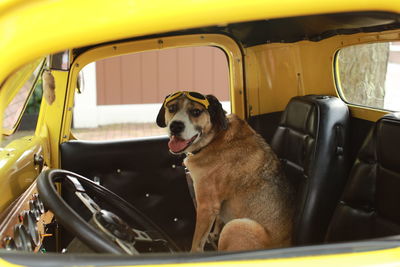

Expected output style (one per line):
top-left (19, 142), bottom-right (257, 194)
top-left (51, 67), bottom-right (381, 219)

top-left (190, 246), bottom-right (204, 253)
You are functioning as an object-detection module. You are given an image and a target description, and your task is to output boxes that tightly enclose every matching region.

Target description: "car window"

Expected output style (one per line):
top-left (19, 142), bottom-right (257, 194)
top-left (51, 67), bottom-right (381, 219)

top-left (335, 41), bottom-right (400, 111)
top-left (1, 76), bottom-right (44, 147)
top-left (72, 46), bottom-right (231, 140)
top-left (1, 58), bottom-right (45, 146)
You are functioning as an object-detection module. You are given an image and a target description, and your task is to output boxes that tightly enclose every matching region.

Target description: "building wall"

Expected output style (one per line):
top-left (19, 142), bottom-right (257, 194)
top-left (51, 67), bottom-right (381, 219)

top-left (96, 46), bottom-right (230, 105)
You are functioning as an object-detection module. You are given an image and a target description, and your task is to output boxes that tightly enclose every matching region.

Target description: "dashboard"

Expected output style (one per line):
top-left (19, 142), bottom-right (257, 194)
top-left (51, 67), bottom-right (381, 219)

top-left (0, 180), bottom-right (54, 252)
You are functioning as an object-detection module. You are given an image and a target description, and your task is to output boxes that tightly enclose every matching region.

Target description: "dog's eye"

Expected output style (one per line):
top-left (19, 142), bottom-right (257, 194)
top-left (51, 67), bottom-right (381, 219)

top-left (190, 109), bottom-right (203, 117)
top-left (168, 104), bottom-right (178, 113)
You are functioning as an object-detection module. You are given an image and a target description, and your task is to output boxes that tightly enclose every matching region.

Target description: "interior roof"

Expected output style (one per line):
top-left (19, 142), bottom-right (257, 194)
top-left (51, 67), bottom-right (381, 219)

top-left (74, 11), bottom-right (400, 56)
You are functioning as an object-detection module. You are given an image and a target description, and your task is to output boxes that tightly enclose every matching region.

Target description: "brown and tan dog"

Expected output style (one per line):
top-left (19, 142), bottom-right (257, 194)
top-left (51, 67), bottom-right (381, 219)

top-left (156, 91), bottom-right (294, 252)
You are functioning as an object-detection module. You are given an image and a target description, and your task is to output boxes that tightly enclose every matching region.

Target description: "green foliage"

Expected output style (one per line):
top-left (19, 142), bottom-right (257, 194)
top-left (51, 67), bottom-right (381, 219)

top-left (26, 77), bottom-right (43, 114)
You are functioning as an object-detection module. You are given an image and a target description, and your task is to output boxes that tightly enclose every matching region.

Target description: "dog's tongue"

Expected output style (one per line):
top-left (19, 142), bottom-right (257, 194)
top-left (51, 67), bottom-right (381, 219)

top-left (168, 136), bottom-right (190, 153)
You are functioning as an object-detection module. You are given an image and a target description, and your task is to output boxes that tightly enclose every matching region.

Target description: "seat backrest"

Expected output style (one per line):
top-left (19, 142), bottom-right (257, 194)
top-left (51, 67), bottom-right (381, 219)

top-left (271, 95), bottom-right (350, 245)
top-left (326, 113), bottom-right (400, 242)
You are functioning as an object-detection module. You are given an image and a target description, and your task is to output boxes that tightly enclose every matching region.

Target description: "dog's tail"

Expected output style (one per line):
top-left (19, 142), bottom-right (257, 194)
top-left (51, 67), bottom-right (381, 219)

top-left (218, 218), bottom-right (271, 251)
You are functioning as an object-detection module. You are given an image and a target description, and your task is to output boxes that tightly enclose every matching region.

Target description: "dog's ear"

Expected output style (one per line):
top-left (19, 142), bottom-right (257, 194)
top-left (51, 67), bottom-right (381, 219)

top-left (156, 104), bottom-right (166, 128)
top-left (157, 94), bottom-right (174, 127)
top-left (206, 94), bottom-right (228, 131)
top-left (157, 95), bottom-right (170, 128)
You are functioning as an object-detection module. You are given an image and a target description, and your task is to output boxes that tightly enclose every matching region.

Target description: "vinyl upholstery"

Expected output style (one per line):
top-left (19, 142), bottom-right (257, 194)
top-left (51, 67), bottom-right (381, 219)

top-left (326, 113), bottom-right (400, 242)
top-left (60, 136), bottom-right (195, 250)
top-left (270, 95), bottom-right (350, 245)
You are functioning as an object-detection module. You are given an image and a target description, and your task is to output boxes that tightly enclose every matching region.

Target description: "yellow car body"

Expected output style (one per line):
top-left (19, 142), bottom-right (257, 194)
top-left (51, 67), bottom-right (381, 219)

top-left (1, 0), bottom-right (400, 266)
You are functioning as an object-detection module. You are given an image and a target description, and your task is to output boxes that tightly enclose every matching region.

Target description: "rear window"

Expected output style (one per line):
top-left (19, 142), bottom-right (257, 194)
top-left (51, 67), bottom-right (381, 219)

top-left (335, 41), bottom-right (400, 111)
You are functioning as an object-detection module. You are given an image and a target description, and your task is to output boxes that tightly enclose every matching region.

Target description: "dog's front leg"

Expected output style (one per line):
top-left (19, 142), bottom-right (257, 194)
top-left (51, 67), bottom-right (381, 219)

top-left (209, 216), bottom-right (223, 241)
top-left (191, 203), bottom-right (220, 252)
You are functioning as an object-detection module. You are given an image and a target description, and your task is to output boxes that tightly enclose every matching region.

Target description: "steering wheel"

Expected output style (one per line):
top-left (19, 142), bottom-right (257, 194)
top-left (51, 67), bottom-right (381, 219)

top-left (37, 169), bottom-right (180, 254)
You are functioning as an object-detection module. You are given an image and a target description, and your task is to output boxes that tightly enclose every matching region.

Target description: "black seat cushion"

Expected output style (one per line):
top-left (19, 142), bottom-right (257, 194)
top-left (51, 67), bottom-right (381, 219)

top-left (271, 95), bottom-right (350, 245)
top-left (326, 113), bottom-right (400, 242)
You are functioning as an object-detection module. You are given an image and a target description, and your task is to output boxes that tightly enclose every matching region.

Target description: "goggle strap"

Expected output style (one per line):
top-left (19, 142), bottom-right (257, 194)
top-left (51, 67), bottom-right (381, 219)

top-left (163, 91), bottom-right (210, 109)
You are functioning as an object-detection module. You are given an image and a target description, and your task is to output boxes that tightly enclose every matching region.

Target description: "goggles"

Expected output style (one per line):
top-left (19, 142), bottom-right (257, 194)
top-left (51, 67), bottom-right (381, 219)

top-left (163, 91), bottom-right (210, 109)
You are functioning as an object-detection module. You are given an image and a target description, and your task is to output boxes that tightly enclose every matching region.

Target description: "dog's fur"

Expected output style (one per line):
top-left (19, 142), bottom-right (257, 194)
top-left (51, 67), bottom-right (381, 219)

top-left (157, 93), bottom-right (294, 252)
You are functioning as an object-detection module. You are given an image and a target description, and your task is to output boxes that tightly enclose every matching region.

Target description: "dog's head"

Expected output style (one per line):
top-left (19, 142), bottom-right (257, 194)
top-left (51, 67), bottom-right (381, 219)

top-left (156, 91), bottom-right (228, 154)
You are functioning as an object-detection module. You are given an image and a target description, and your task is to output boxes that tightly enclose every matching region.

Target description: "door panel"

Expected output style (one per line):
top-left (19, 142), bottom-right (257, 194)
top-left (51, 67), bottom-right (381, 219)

top-left (60, 136), bottom-right (195, 250)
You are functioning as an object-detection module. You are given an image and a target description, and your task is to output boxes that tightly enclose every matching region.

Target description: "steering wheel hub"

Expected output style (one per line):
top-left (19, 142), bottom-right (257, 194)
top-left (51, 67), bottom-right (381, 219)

top-left (94, 210), bottom-right (137, 243)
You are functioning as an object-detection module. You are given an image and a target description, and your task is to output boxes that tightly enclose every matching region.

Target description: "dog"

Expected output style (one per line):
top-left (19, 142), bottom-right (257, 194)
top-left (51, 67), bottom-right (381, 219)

top-left (156, 91), bottom-right (294, 252)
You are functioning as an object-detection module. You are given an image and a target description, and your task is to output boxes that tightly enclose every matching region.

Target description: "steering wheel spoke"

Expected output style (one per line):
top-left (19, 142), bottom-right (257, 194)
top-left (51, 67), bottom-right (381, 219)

top-left (65, 174), bottom-right (101, 214)
top-left (75, 192), bottom-right (101, 214)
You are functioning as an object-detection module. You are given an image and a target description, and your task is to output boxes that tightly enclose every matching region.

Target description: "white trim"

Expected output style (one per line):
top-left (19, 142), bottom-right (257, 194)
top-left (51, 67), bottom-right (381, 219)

top-left (74, 99), bottom-right (231, 128)
top-left (73, 63), bottom-right (98, 128)
top-left (390, 43), bottom-right (400, 52)
top-left (97, 103), bottom-right (163, 125)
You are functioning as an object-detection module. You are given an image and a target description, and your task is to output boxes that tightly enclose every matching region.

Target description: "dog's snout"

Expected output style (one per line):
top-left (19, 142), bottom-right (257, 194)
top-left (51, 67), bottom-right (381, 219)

top-left (170, 121), bottom-right (185, 135)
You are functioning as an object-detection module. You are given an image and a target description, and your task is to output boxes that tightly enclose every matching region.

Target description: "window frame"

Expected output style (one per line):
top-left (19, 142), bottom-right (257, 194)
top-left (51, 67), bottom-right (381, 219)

top-left (61, 34), bottom-right (244, 143)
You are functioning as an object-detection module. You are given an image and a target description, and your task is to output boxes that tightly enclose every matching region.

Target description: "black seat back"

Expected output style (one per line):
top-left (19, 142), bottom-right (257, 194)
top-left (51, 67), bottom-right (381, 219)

top-left (326, 113), bottom-right (400, 242)
top-left (271, 95), bottom-right (350, 245)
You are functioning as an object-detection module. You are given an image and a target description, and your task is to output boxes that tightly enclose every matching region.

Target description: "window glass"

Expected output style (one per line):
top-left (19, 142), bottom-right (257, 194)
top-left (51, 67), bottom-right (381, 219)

top-left (2, 59), bottom-right (44, 132)
top-left (336, 42), bottom-right (400, 111)
top-left (72, 46), bottom-right (231, 140)
top-left (1, 75), bottom-right (44, 147)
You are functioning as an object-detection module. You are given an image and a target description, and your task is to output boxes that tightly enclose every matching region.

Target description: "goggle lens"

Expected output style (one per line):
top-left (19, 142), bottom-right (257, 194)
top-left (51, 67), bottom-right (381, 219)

top-left (188, 92), bottom-right (206, 100)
